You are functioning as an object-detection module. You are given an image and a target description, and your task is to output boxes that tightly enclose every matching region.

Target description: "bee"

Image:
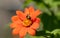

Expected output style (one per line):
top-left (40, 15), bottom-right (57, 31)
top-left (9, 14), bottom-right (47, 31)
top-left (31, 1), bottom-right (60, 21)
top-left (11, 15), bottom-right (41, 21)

top-left (26, 15), bottom-right (31, 20)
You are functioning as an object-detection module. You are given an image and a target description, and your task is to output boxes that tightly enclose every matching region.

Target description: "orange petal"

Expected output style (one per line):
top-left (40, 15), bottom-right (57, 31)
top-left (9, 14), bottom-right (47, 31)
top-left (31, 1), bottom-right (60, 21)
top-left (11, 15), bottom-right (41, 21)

top-left (11, 16), bottom-right (19, 22)
top-left (31, 9), bottom-right (41, 20)
top-left (16, 20), bottom-right (23, 25)
top-left (29, 6), bottom-right (34, 15)
top-left (35, 18), bottom-right (40, 23)
top-left (19, 37), bottom-right (24, 38)
top-left (10, 23), bottom-right (18, 29)
top-left (34, 9), bottom-right (41, 17)
top-left (24, 8), bottom-right (29, 16)
top-left (28, 28), bottom-right (35, 36)
top-left (10, 20), bottom-right (23, 28)
top-left (16, 10), bottom-right (26, 20)
top-left (19, 27), bottom-right (27, 37)
top-left (12, 28), bottom-right (20, 35)
top-left (30, 22), bottom-right (40, 30)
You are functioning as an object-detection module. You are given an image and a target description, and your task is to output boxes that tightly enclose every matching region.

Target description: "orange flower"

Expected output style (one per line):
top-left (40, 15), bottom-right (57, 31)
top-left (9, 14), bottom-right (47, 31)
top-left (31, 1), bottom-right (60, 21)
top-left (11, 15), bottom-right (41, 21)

top-left (10, 6), bottom-right (41, 38)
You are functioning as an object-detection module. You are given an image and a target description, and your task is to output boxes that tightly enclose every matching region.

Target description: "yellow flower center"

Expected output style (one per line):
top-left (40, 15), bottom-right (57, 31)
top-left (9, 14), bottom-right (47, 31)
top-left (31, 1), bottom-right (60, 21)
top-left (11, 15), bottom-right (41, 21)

top-left (23, 19), bottom-right (32, 27)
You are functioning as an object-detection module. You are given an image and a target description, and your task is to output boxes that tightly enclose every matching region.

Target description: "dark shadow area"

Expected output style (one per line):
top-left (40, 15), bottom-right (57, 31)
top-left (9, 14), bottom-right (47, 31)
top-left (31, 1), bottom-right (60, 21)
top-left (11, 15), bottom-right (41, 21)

top-left (41, 12), bottom-right (60, 31)
top-left (36, 30), bottom-right (46, 36)
top-left (33, 0), bottom-right (43, 3)
top-left (55, 34), bottom-right (60, 38)
top-left (36, 30), bottom-right (55, 38)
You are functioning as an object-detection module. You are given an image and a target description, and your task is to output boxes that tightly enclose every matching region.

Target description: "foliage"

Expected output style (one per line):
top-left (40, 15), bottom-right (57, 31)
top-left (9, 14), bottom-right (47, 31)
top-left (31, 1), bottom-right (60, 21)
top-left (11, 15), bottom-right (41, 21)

top-left (23, 0), bottom-right (60, 38)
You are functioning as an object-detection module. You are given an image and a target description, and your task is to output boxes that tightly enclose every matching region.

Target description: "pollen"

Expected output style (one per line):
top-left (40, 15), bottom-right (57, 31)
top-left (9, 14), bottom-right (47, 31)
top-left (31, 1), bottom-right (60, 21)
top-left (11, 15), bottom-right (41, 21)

top-left (23, 19), bottom-right (32, 27)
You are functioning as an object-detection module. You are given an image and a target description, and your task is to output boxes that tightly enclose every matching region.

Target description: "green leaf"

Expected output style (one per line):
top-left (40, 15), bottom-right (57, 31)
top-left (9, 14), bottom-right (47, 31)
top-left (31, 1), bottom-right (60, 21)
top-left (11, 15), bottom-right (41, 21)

top-left (51, 29), bottom-right (60, 35)
top-left (45, 30), bottom-right (51, 33)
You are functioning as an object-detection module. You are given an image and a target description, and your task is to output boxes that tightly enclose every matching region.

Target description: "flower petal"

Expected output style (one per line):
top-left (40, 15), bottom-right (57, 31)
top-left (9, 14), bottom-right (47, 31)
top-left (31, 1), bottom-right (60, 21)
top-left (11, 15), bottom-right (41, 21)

top-left (19, 37), bottom-right (24, 38)
top-left (12, 28), bottom-right (20, 35)
top-left (30, 18), bottom-right (40, 30)
top-left (11, 16), bottom-right (19, 22)
top-left (31, 9), bottom-right (41, 20)
top-left (35, 18), bottom-right (40, 23)
top-left (28, 28), bottom-right (35, 36)
top-left (10, 23), bottom-right (17, 29)
top-left (24, 8), bottom-right (29, 16)
top-left (16, 10), bottom-right (26, 20)
top-left (10, 20), bottom-right (23, 29)
top-left (19, 27), bottom-right (27, 37)
top-left (29, 6), bottom-right (34, 14)
top-left (34, 9), bottom-right (41, 17)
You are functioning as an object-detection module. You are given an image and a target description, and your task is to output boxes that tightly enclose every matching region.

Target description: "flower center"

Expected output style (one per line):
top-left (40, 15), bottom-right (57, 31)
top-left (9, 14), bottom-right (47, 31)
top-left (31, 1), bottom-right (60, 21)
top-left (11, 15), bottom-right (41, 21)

top-left (23, 15), bottom-right (32, 27)
top-left (23, 19), bottom-right (32, 27)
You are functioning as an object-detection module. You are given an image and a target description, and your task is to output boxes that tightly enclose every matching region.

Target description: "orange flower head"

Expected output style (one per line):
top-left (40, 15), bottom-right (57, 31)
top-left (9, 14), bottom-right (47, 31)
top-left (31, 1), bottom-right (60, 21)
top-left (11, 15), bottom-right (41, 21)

top-left (10, 6), bottom-right (41, 38)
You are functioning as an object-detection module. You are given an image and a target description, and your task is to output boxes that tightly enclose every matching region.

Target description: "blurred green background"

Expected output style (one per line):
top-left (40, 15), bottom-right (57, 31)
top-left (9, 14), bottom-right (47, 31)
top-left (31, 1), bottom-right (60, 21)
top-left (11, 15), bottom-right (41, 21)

top-left (0, 0), bottom-right (60, 38)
